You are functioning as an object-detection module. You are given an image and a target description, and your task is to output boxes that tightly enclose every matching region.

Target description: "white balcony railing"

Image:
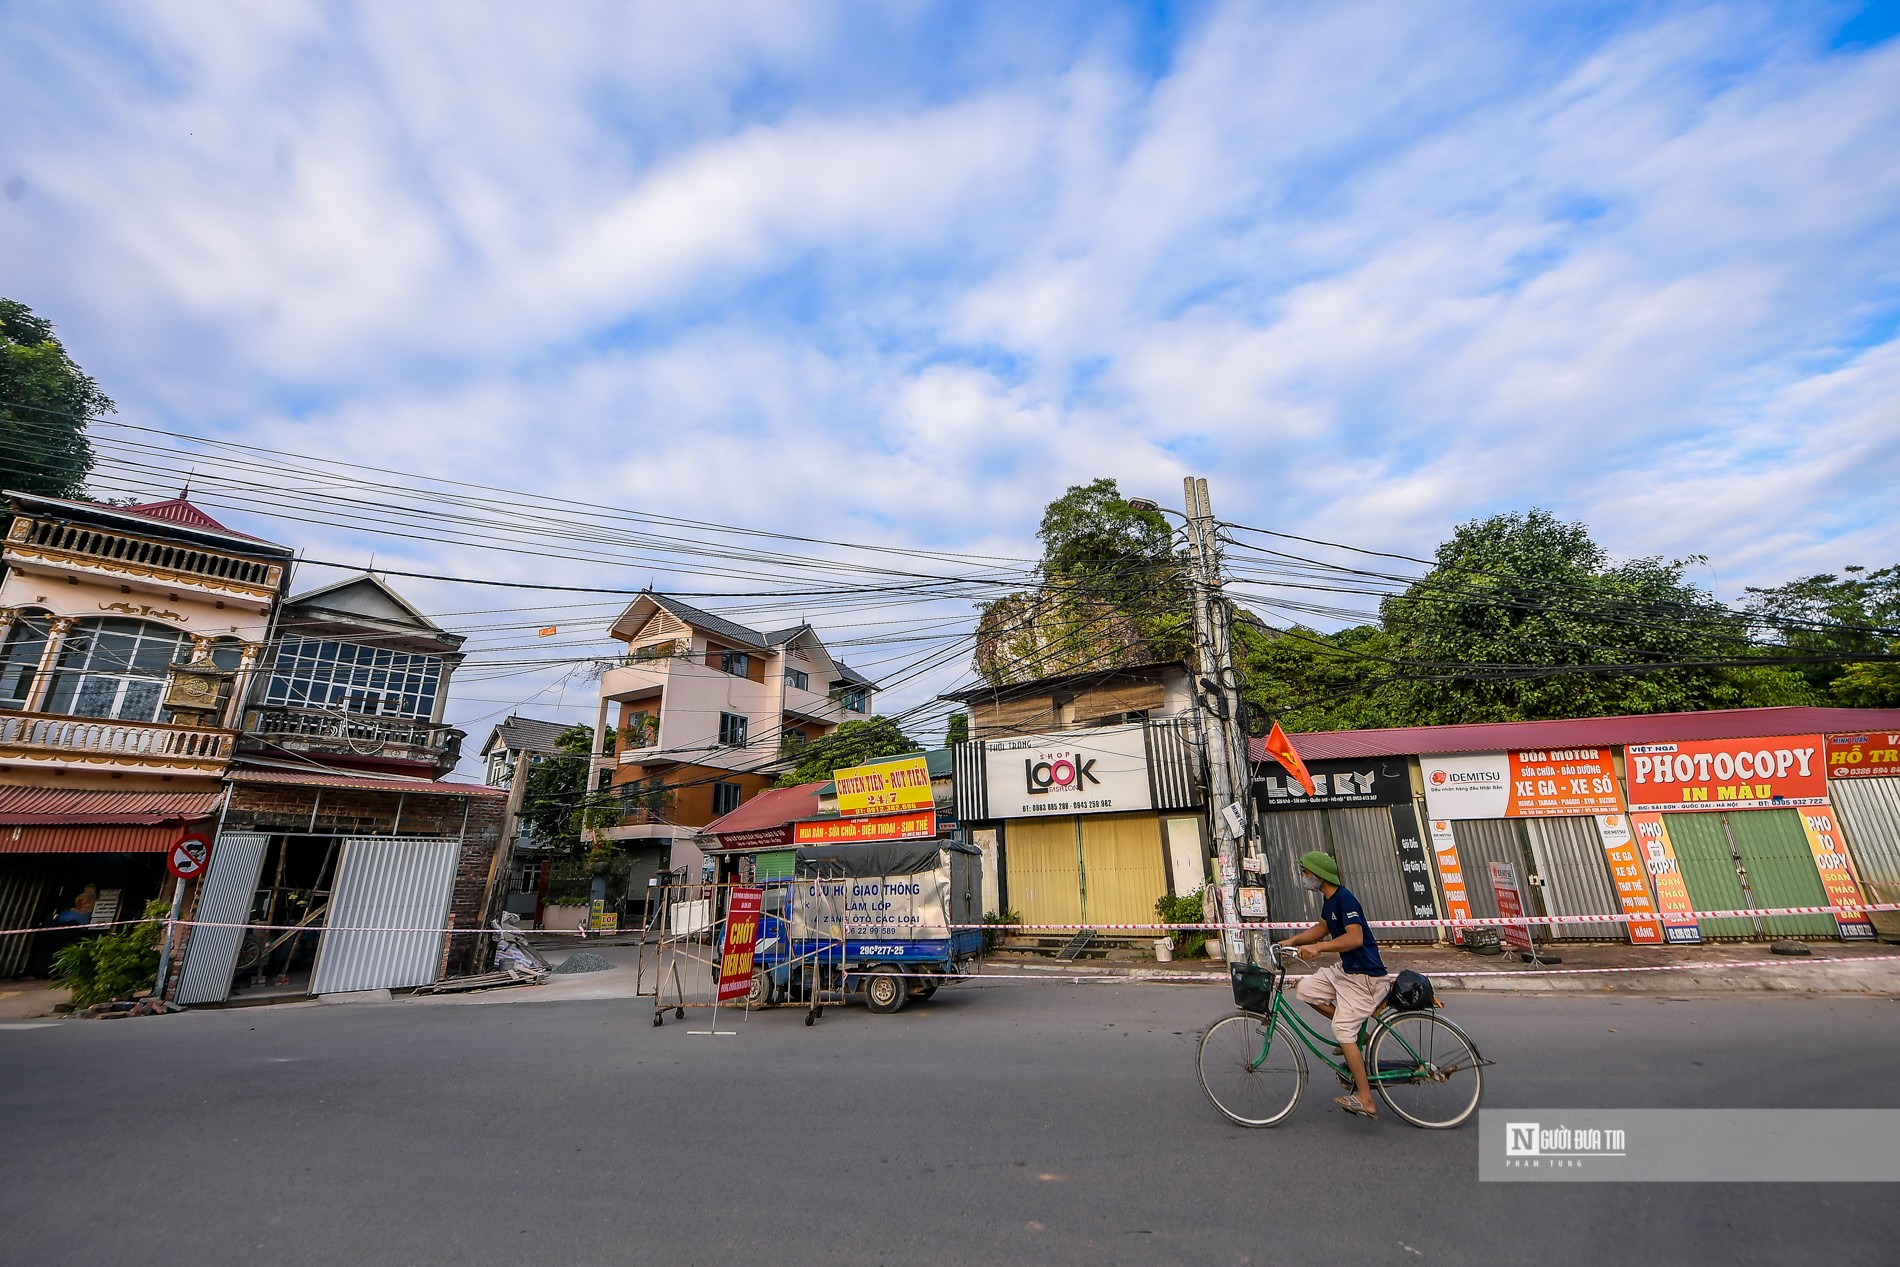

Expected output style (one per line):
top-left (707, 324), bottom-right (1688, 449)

top-left (0, 710), bottom-right (235, 763)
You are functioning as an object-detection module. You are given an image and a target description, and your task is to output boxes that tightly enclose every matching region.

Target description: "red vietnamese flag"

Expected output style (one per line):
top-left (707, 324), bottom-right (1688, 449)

top-left (1263, 721), bottom-right (1317, 798)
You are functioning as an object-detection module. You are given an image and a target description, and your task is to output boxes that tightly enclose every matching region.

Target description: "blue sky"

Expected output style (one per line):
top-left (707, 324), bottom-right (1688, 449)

top-left (3, 1), bottom-right (1898, 744)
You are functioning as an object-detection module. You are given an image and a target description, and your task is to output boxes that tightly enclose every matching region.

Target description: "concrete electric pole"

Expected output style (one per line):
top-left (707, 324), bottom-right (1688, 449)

top-left (1180, 477), bottom-right (1256, 961)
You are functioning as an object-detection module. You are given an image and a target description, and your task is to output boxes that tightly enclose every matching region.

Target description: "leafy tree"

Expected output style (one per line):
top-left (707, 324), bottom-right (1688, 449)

top-left (1235, 620), bottom-right (1405, 733)
top-left (1743, 566), bottom-right (1900, 707)
top-left (1, 299), bottom-right (109, 500)
top-left (976, 478), bottom-right (1191, 685)
top-left (519, 725), bottom-right (619, 853)
top-left (776, 716), bottom-right (920, 786)
top-left (944, 712), bottom-right (969, 747)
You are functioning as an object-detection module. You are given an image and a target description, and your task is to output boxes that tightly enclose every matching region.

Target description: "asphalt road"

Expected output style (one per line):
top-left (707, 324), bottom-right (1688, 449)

top-left (1, 982), bottom-right (1895, 1266)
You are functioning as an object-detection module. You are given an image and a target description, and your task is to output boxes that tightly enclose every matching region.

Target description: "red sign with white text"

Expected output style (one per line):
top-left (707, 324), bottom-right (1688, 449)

top-left (793, 810), bottom-right (936, 846)
top-left (1625, 734), bottom-right (1827, 812)
top-left (1488, 861), bottom-right (1533, 951)
top-left (1825, 733), bottom-right (1900, 780)
top-left (1796, 807), bottom-right (1874, 940)
top-left (717, 887), bottom-right (764, 1004)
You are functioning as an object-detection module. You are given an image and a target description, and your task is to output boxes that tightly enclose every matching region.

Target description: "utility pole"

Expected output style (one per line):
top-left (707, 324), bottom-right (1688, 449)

top-left (1181, 477), bottom-right (1256, 962)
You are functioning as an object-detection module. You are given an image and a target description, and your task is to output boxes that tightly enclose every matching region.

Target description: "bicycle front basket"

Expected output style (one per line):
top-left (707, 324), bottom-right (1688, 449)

top-left (1230, 963), bottom-right (1276, 1013)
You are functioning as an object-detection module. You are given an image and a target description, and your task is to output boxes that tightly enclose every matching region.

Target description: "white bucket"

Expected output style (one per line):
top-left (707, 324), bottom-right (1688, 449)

top-left (1153, 938), bottom-right (1174, 962)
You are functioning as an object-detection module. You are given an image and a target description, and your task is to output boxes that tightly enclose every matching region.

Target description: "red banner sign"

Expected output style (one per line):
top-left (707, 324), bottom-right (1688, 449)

top-left (1593, 814), bottom-right (1664, 945)
top-left (717, 887), bottom-right (764, 1004)
top-left (1488, 861), bottom-right (1533, 951)
top-left (1625, 734), bottom-right (1827, 812)
top-left (793, 809), bottom-right (937, 846)
top-left (1425, 818), bottom-right (1474, 944)
top-left (1628, 812), bottom-right (1703, 944)
top-left (1825, 733), bottom-right (1900, 780)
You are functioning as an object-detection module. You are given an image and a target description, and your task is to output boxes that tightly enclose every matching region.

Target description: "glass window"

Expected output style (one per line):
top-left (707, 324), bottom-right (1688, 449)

top-left (41, 619), bottom-right (191, 723)
top-left (783, 667), bottom-right (809, 691)
top-left (0, 616), bottom-right (50, 709)
top-left (718, 712), bottom-right (748, 747)
top-left (832, 685), bottom-right (867, 713)
top-left (712, 782), bottom-right (743, 816)
top-left (262, 637), bottom-right (442, 720)
top-left (721, 650), bottom-right (750, 678)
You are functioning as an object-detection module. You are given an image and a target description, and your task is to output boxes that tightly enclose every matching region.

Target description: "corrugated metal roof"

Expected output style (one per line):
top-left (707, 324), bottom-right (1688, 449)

top-left (227, 769), bottom-right (502, 796)
top-left (0, 786), bottom-right (223, 825)
top-left (1, 822), bottom-right (188, 854)
top-left (1252, 706), bottom-right (1900, 762)
top-left (702, 782), bottom-right (825, 839)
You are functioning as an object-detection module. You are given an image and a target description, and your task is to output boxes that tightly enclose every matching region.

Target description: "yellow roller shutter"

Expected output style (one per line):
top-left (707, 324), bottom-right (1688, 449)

top-left (1078, 812), bottom-right (1169, 926)
top-left (1005, 817), bottom-right (1083, 927)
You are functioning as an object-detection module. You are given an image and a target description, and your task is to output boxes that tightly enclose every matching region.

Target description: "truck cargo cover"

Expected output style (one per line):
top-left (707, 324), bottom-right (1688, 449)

top-left (795, 839), bottom-right (980, 878)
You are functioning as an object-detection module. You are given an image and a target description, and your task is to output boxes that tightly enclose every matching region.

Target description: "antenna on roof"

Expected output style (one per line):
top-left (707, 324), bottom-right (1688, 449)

top-left (179, 469), bottom-right (194, 499)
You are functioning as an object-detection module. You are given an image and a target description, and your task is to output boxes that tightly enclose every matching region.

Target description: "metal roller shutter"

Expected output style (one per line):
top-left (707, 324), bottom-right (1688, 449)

top-left (0, 859), bottom-right (54, 978)
top-left (1077, 813), bottom-right (1169, 926)
top-left (1002, 818), bottom-right (1082, 928)
top-left (1523, 817), bottom-right (1621, 941)
top-left (1325, 807), bottom-right (1430, 942)
top-left (1446, 820), bottom-right (1528, 922)
top-left (1663, 814), bottom-right (1756, 940)
top-left (1258, 813), bottom-right (1328, 934)
top-left (175, 832), bottom-right (270, 1005)
top-left (309, 836), bottom-right (461, 995)
top-left (1829, 778), bottom-right (1900, 941)
top-left (1721, 810), bottom-right (1836, 940)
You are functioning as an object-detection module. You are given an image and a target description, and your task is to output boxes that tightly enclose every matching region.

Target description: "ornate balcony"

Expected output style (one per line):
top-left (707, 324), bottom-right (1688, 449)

top-left (4, 514), bottom-right (284, 603)
top-left (242, 707), bottom-right (462, 773)
top-left (0, 709), bottom-right (235, 772)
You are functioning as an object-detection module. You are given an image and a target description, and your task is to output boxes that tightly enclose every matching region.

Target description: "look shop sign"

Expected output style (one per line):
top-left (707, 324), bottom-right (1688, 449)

top-left (1625, 734), bottom-right (1826, 813)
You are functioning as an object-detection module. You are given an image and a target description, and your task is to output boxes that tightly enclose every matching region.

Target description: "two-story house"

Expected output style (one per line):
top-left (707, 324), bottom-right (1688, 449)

top-left (589, 592), bottom-right (877, 882)
top-left (0, 491), bottom-right (291, 977)
top-left (478, 713), bottom-right (574, 926)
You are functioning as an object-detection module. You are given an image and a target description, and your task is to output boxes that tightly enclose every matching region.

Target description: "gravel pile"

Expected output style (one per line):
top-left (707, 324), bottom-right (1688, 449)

top-left (553, 952), bottom-right (616, 975)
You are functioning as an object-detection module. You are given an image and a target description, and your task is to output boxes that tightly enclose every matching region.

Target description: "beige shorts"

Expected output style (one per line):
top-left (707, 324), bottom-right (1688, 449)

top-left (1294, 963), bottom-right (1391, 1045)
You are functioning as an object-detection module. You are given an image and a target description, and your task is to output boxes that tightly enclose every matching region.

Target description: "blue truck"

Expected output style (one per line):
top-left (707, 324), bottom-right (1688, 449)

top-left (747, 838), bottom-right (984, 1020)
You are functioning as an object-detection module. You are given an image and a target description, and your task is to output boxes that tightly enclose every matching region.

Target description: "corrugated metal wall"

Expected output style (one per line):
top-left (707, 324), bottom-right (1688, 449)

top-left (1522, 817), bottom-right (1621, 941)
top-left (754, 849), bottom-right (797, 881)
top-left (1000, 818), bottom-right (1082, 926)
top-left (1258, 813), bottom-right (1327, 934)
top-left (1445, 820), bottom-right (1528, 923)
top-left (1326, 807), bottom-right (1431, 942)
top-left (175, 832), bottom-right (270, 1005)
top-left (0, 858), bottom-right (55, 977)
top-left (309, 836), bottom-right (461, 995)
top-left (1721, 810), bottom-right (1836, 939)
top-left (1663, 814), bottom-right (1757, 940)
top-left (1829, 778), bottom-right (1900, 940)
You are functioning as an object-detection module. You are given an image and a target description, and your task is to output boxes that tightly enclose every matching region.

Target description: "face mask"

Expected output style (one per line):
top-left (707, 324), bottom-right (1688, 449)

top-left (1299, 873), bottom-right (1322, 892)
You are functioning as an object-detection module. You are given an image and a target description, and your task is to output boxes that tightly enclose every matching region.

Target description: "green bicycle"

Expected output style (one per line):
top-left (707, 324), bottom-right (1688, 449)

top-left (1198, 944), bottom-right (1488, 1129)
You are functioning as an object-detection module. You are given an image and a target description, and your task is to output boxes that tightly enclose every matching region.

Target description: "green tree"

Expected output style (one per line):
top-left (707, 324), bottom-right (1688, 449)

top-left (944, 712), bottom-right (969, 747)
top-left (776, 716), bottom-right (921, 786)
top-left (1374, 510), bottom-right (1811, 725)
top-left (1234, 619), bottom-right (1404, 733)
top-left (0, 299), bottom-right (109, 500)
top-left (1743, 566), bottom-right (1900, 707)
top-left (975, 478), bottom-right (1191, 685)
top-left (519, 725), bottom-right (620, 853)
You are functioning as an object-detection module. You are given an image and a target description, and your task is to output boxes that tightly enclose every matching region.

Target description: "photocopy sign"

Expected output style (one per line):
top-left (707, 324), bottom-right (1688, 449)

top-left (980, 724), bottom-right (1153, 820)
top-left (1625, 734), bottom-right (1826, 812)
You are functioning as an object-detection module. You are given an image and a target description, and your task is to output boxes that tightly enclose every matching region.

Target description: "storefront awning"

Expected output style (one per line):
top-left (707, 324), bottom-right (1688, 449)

top-left (225, 769), bottom-right (503, 797)
top-left (0, 786), bottom-right (224, 854)
top-left (703, 782), bottom-right (825, 853)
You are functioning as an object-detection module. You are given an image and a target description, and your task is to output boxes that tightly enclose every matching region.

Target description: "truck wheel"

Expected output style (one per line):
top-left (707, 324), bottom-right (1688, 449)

top-left (864, 966), bottom-right (908, 1014)
top-left (747, 970), bottom-right (772, 1009)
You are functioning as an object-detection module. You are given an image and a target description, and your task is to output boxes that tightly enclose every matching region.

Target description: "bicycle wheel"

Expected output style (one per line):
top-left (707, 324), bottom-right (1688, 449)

top-left (1197, 1012), bottom-right (1306, 1127)
top-left (1366, 1011), bottom-right (1483, 1129)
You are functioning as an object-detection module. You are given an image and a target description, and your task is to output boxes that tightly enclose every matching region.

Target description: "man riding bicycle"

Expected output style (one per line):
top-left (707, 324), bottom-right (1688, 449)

top-left (1281, 850), bottom-right (1388, 1120)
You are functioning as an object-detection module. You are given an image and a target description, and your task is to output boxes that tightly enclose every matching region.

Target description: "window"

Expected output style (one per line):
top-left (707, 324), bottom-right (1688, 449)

top-left (262, 636), bottom-right (442, 720)
top-left (718, 712), bottom-right (748, 747)
top-left (711, 782), bottom-right (743, 816)
top-left (42, 619), bottom-right (192, 723)
top-left (631, 641), bottom-right (673, 662)
top-left (486, 752), bottom-right (513, 788)
top-left (832, 685), bottom-right (867, 713)
top-left (783, 667), bottom-right (809, 691)
top-left (0, 615), bottom-right (50, 710)
top-left (720, 650), bottom-right (750, 678)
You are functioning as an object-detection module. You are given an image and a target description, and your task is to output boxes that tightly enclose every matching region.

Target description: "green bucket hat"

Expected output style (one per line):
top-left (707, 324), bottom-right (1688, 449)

top-left (1298, 850), bottom-right (1340, 886)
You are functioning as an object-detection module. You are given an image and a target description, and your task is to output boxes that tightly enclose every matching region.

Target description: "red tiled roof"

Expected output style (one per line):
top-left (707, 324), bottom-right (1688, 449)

top-left (702, 782), bottom-right (825, 847)
top-left (1252, 706), bottom-right (1900, 763)
top-left (0, 786), bottom-right (224, 826)
top-left (226, 769), bottom-right (503, 796)
top-left (115, 496), bottom-right (280, 545)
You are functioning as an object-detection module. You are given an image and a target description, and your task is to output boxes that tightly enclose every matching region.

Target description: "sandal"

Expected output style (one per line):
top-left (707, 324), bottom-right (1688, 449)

top-left (1334, 1094), bottom-right (1378, 1120)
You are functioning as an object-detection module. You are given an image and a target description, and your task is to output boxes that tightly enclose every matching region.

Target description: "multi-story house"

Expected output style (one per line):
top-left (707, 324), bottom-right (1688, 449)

top-left (0, 489), bottom-right (504, 1001)
top-left (0, 491), bottom-right (291, 977)
top-left (478, 713), bottom-right (574, 925)
top-left (589, 592), bottom-right (877, 883)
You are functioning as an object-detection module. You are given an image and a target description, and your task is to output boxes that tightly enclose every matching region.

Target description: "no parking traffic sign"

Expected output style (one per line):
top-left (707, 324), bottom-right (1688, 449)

top-left (167, 833), bottom-right (212, 880)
